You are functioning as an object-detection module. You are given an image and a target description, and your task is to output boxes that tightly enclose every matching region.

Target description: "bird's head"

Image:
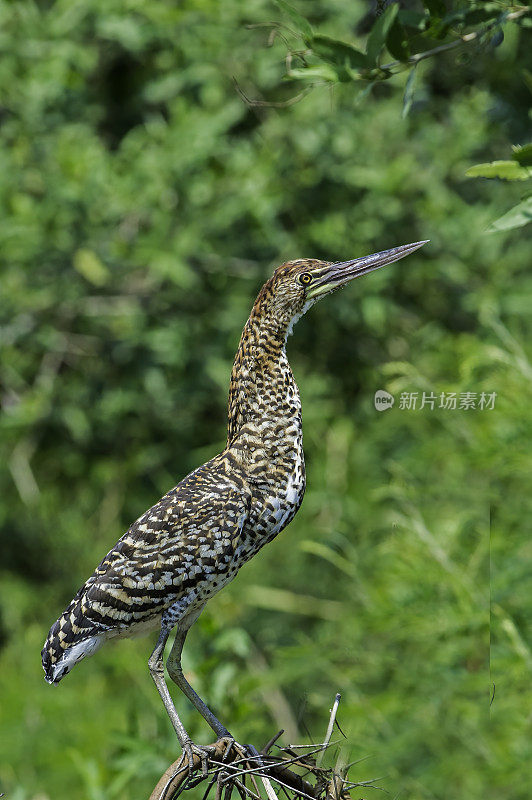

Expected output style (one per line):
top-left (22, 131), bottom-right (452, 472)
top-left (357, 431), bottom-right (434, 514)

top-left (255, 240), bottom-right (428, 337)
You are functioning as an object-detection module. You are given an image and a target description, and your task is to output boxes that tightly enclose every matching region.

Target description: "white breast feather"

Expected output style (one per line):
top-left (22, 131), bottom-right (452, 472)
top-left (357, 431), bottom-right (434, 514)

top-left (263, 446), bottom-right (304, 534)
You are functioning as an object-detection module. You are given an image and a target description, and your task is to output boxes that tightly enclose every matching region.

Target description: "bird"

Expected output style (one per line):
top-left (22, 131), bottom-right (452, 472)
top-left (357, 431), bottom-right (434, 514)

top-left (42, 240), bottom-right (427, 769)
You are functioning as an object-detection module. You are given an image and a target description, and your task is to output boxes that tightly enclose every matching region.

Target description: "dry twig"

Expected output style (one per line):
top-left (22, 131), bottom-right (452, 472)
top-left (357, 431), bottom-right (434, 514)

top-left (149, 695), bottom-right (366, 800)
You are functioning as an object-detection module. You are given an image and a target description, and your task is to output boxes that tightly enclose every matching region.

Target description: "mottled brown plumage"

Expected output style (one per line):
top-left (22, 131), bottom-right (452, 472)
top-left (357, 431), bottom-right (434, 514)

top-left (42, 241), bottom-right (427, 767)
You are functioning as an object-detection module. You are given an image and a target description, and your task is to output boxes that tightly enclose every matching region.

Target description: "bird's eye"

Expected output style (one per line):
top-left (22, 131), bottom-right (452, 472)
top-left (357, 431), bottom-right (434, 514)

top-left (299, 272), bottom-right (312, 286)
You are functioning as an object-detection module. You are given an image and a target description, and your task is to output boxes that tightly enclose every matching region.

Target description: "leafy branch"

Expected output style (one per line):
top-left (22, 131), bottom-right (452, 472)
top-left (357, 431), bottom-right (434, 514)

top-left (243, 1), bottom-right (530, 111)
top-left (466, 142), bottom-right (532, 231)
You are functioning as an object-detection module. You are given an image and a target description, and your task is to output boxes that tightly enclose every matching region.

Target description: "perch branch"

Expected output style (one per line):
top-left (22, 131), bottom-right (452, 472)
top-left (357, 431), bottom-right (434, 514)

top-left (379, 7), bottom-right (529, 73)
top-left (149, 694), bottom-right (363, 800)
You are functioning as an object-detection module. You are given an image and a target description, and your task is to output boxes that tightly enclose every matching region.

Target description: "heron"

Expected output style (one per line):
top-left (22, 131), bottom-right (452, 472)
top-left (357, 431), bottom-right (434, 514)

top-left (42, 240), bottom-right (428, 769)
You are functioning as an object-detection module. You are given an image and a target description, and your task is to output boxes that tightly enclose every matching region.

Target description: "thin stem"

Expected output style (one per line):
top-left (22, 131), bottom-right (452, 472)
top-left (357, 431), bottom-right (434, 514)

top-left (233, 78), bottom-right (313, 109)
top-left (317, 694), bottom-right (341, 767)
top-left (223, 745), bottom-right (329, 781)
top-left (266, 776), bottom-right (317, 800)
top-left (380, 8), bottom-right (528, 73)
top-left (233, 778), bottom-right (262, 800)
top-left (262, 730), bottom-right (285, 755)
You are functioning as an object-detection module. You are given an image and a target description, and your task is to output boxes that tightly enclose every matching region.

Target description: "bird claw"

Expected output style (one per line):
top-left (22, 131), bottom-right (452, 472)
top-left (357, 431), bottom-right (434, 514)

top-left (179, 735), bottom-right (244, 777)
top-left (181, 741), bottom-right (215, 776)
top-left (214, 734), bottom-right (234, 762)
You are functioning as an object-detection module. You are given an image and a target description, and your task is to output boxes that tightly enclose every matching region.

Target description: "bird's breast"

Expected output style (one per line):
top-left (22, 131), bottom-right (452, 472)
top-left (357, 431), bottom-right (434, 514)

top-left (247, 438), bottom-right (306, 547)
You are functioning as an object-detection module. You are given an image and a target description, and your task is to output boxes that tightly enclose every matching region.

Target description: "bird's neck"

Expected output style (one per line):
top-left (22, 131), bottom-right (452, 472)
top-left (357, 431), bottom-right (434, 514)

top-left (226, 307), bottom-right (300, 446)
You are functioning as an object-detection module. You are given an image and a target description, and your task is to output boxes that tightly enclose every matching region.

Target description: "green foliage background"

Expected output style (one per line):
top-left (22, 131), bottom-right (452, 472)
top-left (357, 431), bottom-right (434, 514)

top-left (0, 1), bottom-right (530, 799)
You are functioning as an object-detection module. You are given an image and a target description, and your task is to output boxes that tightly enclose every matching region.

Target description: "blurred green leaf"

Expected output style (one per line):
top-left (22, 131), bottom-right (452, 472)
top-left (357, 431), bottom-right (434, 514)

top-left (73, 248), bottom-right (110, 285)
top-left (275, 0), bottom-right (313, 40)
top-left (299, 540), bottom-right (356, 577)
top-left (386, 19), bottom-right (411, 61)
top-left (398, 9), bottom-right (428, 31)
top-left (242, 585), bottom-right (343, 620)
top-left (422, 0), bottom-right (446, 18)
top-left (367, 3), bottom-right (399, 66)
top-left (487, 197), bottom-right (532, 231)
top-left (438, 3), bottom-right (503, 31)
top-left (466, 160), bottom-right (531, 180)
top-left (462, 3), bottom-right (504, 27)
top-left (310, 33), bottom-right (368, 70)
top-left (512, 142), bottom-right (532, 167)
top-left (288, 64), bottom-right (338, 82)
top-left (402, 65), bottom-right (417, 118)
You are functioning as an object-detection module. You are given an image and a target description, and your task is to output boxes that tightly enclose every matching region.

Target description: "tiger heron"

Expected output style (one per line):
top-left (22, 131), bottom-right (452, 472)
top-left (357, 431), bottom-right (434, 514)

top-left (43, 240), bottom-right (428, 769)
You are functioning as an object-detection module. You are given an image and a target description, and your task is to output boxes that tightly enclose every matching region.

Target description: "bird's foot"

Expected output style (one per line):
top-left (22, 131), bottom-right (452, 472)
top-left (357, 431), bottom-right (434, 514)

top-left (226, 740), bottom-right (265, 770)
top-left (218, 734), bottom-right (237, 762)
top-left (181, 740), bottom-right (217, 776)
top-left (179, 735), bottom-right (250, 777)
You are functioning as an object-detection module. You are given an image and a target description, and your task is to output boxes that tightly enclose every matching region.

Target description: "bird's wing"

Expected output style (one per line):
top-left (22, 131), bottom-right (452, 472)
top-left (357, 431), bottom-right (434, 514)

top-left (42, 473), bottom-right (251, 681)
top-left (79, 478), bottom-right (252, 631)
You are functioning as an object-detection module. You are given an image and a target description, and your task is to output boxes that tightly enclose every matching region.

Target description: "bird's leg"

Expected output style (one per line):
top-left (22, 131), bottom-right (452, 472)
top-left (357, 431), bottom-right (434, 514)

top-left (167, 628), bottom-right (232, 741)
top-left (148, 628), bottom-right (212, 774)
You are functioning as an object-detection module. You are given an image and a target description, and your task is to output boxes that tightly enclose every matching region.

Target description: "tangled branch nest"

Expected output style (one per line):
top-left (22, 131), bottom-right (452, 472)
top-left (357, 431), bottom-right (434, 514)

top-left (149, 695), bottom-right (377, 800)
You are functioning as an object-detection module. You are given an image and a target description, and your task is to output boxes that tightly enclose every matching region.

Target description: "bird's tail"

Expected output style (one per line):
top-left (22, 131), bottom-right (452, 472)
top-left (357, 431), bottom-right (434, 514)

top-left (42, 594), bottom-right (105, 684)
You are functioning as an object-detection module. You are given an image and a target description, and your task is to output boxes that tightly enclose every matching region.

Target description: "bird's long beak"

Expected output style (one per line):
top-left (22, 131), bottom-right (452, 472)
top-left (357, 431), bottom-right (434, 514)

top-left (306, 240), bottom-right (429, 299)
